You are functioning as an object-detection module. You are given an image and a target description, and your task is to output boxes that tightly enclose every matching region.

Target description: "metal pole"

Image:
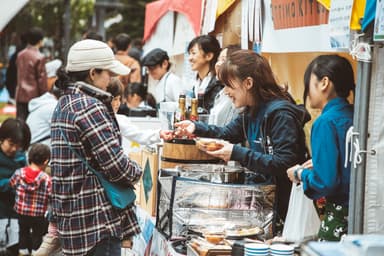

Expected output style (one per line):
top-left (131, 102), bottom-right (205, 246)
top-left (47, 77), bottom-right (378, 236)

top-left (62, 0), bottom-right (71, 61)
top-left (94, 0), bottom-right (124, 41)
top-left (348, 42), bottom-right (372, 234)
top-left (96, 6), bottom-right (106, 41)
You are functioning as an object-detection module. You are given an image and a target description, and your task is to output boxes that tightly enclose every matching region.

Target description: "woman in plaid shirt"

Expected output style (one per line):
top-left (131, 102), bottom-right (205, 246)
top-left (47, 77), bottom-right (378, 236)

top-left (50, 39), bottom-right (142, 256)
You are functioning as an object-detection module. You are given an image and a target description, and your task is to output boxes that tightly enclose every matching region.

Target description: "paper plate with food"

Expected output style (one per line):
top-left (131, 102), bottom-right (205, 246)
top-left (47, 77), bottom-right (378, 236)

top-left (195, 137), bottom-right (225, 152)
top-left (225, 226), bottom-right (264, 239)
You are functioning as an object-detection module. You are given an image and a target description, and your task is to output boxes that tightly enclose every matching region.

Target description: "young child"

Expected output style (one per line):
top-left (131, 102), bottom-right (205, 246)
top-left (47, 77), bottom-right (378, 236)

top-left (108, 78), bottom-right (162, 155)
top-left (287, 55), bottom-right (355, 241)
top-left (0, 118), bottom-right (31, 255)
top-left (107, 78), bottom-right (157, 248)
top-left (9, 143), bottom-right (52, 255)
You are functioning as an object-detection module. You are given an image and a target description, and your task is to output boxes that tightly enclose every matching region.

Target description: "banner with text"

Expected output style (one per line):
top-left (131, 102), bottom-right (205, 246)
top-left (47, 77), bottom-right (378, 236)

top-left (271, 0), bottom-right (329, 29)
top-left (262, 0), bottom-right (340, 52)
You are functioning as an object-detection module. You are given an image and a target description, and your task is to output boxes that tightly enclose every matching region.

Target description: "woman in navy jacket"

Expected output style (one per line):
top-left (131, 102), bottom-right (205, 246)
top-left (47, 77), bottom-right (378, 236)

top-left (171, 50), bottom-right (310, 229)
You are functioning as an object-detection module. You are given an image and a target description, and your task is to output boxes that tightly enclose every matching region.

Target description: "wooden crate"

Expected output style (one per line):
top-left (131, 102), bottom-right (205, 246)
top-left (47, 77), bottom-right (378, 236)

top-left (129, 150), bottom-right (143, 205)
top-left (129, 148), bottom-right (159, 216)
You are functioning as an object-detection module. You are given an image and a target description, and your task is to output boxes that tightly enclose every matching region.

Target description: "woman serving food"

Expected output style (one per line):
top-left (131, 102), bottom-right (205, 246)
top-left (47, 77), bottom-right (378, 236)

top-left (164, 50), bottom-right (310, 228)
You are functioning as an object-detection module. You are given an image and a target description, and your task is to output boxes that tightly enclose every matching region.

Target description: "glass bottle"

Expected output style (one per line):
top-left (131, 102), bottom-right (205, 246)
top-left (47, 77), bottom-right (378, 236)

top-left (197, 93), bottom-right (208, 115)
top-left (174, 96), bottom-right (186, 123)
top-left (190, 98), bottom-right (199, 121)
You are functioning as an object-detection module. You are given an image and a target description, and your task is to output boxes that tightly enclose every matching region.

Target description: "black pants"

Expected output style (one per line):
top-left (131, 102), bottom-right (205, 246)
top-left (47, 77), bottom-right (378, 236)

top-left (18, 215), bottom-right (48, 251)
top-left (16, 102), bottom-right (29, 121)
top-left (86, 237), bottom-right (121, 256)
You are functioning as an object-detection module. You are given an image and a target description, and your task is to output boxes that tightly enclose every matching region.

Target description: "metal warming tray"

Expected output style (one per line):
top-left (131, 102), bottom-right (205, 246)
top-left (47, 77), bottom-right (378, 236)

top-left (177, 164), bottom-right (245, 184)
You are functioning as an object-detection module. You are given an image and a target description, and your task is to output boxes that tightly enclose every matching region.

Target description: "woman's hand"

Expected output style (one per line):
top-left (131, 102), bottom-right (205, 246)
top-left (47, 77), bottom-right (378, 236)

top-left (204, 140), bottom-right (233, 162)
top-left (287, 164), bottom-right (302, 184)
top-left (302, 159), bottom-right (313, 169)
top-left (287, 159), bottom-right (312, 183)
top-left (174, 120), bottom-right (196, 137)
top-left (160, 130), bottom-right (174, 141)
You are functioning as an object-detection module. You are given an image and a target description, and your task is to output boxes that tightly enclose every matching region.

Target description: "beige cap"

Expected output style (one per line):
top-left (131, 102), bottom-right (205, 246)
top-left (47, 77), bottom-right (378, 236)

top-left (65, 39), bottom-right (130, 75)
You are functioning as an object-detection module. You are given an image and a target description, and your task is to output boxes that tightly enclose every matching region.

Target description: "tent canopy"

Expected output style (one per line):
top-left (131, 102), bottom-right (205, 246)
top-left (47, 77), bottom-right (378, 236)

top-left (0, 0), bottom-right (29, 32)
top-left (143, 0), bottom-right (202, 42)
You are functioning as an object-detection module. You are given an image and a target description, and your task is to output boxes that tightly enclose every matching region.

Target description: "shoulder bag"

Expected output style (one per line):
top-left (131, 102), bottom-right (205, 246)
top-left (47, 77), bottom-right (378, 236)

top-left (59, 128), bottom-right (136, 209)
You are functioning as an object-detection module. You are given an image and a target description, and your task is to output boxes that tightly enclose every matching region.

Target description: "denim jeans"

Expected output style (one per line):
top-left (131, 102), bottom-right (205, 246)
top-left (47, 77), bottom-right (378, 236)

top-left (86, 237), bottom-right (121, 256)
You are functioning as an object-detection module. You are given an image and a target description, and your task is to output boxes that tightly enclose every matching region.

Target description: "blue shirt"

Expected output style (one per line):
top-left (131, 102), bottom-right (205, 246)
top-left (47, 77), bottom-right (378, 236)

top-left (301, 97), bottom-right (353, 206)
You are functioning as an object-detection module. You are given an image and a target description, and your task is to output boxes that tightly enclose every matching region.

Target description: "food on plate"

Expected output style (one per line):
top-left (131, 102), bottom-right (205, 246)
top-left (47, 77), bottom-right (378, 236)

top-left (204, 233), bottom-right (225, 244)
top-left (225, 226), bottom-right (264, 237)
top-left (196, 138), bottom-right (224, 151)
top-left (206, 142), bottom-right (223, 151)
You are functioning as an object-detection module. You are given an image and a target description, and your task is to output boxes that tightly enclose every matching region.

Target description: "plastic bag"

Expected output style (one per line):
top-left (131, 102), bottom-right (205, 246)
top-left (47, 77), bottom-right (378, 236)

top-left (0, 218), bottom-right (19, 253)
top-left (282, 183), bottom-right (321, 242)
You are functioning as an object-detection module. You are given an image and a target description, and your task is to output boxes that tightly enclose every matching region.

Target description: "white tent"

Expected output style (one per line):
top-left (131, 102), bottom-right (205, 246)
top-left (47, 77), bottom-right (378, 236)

top-left (0, 0), bottom-right (29, 31)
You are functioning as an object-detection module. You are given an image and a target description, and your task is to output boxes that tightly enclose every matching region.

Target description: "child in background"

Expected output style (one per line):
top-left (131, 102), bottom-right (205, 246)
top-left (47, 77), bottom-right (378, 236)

top-left (286, 55), bottom-right (355, 241)
top-left (9, 143), bottom-right (51, 256)
top-left (108, 78), bottom-right (163, 248)
top-left (107, 78), bottom-right (165, 155)
top-left (0, 117), bottom-right (31, 256)
top-left (118, 82), bottom-right (157, 116)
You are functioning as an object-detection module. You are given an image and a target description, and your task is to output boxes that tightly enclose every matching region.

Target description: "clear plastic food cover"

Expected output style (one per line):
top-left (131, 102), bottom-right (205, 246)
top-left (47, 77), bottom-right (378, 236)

top-left (156, 176), bottom-right (276, 239)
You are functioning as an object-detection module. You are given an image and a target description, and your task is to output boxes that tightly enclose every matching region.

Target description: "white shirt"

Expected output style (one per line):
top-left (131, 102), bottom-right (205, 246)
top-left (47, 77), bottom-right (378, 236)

top-left (193, 72), bottom-right (213, 98)
top-left (155, 71), bottom-right (182, 103)
top-left (116, 114), bottom-right (161, 155)
top-left (26, 92), bottom-right (58, 147)
top-left (209, 89), bottom-right (239, 126)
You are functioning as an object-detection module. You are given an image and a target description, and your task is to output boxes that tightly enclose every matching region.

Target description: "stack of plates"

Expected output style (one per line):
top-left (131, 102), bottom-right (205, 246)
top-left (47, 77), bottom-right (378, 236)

top-left (269, 244), bottom-right (294, 256)
top-left (244, 243), bottom-right (269, 256)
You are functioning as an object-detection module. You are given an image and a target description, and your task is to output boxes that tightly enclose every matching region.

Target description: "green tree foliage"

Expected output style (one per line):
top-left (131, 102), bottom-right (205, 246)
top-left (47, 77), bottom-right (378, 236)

top-left (106, 0), bottom-right (152, 41)
top-left (3, 0), bottom-right (94, 59)
top-left (2, 0), bottom-right (151, 60)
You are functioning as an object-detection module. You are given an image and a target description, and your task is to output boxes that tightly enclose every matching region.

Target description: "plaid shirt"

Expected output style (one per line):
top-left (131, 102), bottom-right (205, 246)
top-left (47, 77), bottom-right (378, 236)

top-left (50, 83), bottom-right (142, 256)
top-left (9, 167), bottom-right (51, 216)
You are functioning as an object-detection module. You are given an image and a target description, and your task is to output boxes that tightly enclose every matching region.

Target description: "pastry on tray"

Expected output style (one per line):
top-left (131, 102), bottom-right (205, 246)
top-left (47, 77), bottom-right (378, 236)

top-left (195, 138), bottom-right (224, 152)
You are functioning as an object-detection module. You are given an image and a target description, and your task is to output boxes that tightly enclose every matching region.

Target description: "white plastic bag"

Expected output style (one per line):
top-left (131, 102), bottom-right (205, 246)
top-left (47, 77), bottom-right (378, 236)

top-left (0, 218), bottom-right (19, 249)
top-left (282, 183), bottom-right (321, 242)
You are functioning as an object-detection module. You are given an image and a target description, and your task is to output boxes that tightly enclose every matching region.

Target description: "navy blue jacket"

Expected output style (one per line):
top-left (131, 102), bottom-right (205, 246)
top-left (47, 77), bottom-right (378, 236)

top-left (194, 99), bottom-right (311, 220)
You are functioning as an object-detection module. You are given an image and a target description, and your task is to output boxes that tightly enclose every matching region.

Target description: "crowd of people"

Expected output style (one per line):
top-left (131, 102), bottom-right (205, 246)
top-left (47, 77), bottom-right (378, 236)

top-left (0, 24), bottom-right (355, 256)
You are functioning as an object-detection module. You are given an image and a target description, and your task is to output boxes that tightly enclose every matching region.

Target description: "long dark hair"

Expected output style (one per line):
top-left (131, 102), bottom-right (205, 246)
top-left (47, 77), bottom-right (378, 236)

top-left (219, 50), bottom-right (291, 114)
top-left (303, 55), bottom-right (355, 106)
top-left (0, 118), bottom-right (31, 151)
top-left (188, 35), bottom-right (221, 75)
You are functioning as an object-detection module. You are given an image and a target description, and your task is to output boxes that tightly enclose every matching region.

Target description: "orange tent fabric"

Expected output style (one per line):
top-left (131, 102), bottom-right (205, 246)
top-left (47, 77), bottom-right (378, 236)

top-left (143, 0), bottom-right (202, 42)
